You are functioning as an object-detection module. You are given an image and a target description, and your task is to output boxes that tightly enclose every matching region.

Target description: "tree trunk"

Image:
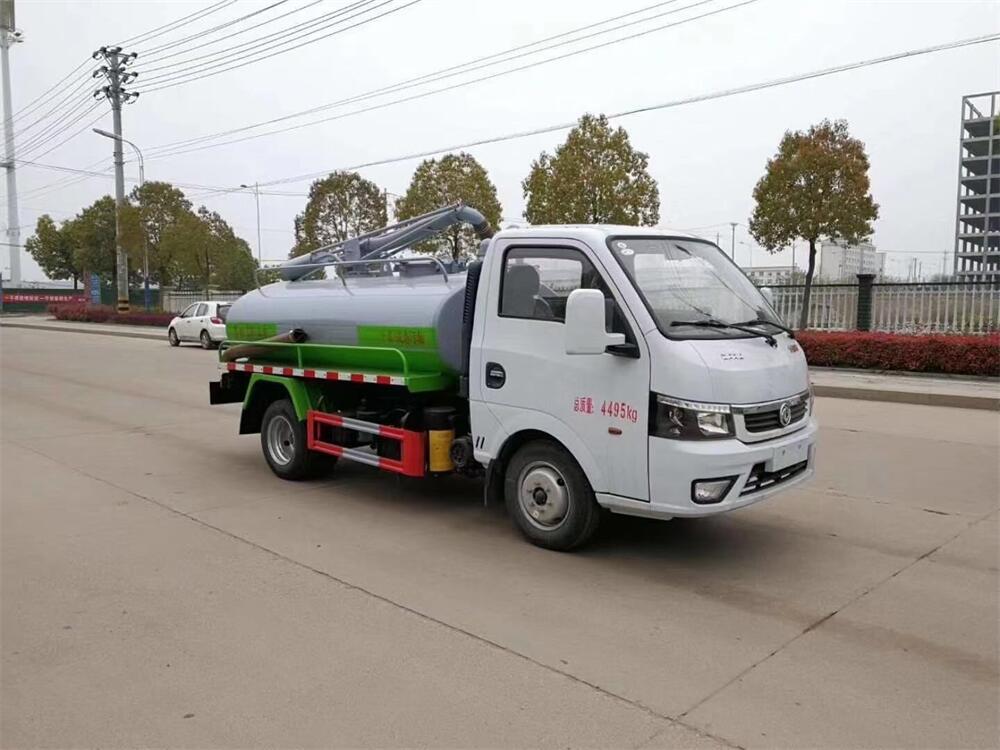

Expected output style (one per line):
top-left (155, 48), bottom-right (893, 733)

top-left (798, 238), bottom-right (817, 330)
top-left (452, 230), bottom-right (460, 264)
top-left (72, 274), bottom-right (78, 291)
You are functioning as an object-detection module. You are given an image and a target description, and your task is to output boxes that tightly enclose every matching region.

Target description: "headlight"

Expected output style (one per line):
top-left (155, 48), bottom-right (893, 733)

top-left (651, 394), bottom-right (734, 440)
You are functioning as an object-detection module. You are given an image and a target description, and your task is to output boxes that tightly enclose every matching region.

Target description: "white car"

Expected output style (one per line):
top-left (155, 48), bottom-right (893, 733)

top-left (167, 301), bottom-right (231, 349)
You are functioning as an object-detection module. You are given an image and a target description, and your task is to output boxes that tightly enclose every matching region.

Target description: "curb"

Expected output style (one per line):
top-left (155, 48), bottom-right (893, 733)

top-left (812, 384), bottom-right (999, 412)
top-left (0, 321), bottom-right (164, 341)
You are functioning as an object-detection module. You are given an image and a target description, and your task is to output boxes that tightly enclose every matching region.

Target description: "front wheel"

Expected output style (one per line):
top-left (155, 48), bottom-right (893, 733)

top-left (504, 440), bottom-right (601, 551)
top-left (260, 399), bottom-right (333, 480)
top-left (168, 328), bottom-right (179, 347)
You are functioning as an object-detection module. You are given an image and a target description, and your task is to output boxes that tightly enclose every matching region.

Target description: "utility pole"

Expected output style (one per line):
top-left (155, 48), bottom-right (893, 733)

top-left (1, 0), bottom-right (22, 286)
top-left (729, 222), bottom-right (737, 260)
top-left (93, 45), bottom-right (138, 312)
top-left (240, 183), bottom-right (262, 263)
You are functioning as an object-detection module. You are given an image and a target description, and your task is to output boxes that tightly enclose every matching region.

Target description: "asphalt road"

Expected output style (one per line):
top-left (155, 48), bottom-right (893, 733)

top-left (1, 327), bottom-right (997, 749)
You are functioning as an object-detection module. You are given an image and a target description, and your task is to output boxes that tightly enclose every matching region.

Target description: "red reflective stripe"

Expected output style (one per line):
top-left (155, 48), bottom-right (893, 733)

top-left (379, 424), bottom-right (404, 439)
top-left (242, 364), bottom-right (253, 373)
top-left (303, 369), bottom-right (316, 378)
top-left (350, 373), bottom-right (364, 383)
top-left (262, 366), bottom-right (273, 375)
top-left (226, 363), bottom-right (236, 372)
top-left (375, 375), bottom-right (391, 385)
top-left (281, 368), bottom-right (293, 376)
top-left (325, 371), bottom-right (339, 380)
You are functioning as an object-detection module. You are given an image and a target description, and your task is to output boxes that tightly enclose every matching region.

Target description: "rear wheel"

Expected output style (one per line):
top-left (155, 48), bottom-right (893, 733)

top-left (504, 440), bottom-right (601, 551)
top-left (260, 399), bottom-right (332, 480)
top-left (200, 329), bottom-right (214, 349)
top-left (168, 327), bottom-right (179, 347)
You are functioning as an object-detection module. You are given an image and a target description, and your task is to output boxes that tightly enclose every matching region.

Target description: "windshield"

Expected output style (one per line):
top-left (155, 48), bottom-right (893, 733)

top-left (607, 237), bottom-right (781, 338)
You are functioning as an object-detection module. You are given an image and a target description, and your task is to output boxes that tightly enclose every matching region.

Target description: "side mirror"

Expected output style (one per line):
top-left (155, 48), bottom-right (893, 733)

top-left (760, 286), bottom-right (775, 307)
top-left (565, 289), bottom-right (626, 355)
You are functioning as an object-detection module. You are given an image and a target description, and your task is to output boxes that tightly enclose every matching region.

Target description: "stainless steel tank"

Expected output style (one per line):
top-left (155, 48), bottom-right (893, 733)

top-left (225, 272), bottom-right (468, 374)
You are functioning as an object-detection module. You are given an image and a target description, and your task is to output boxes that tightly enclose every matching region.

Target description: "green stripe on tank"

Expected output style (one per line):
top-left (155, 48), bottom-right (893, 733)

top-left (357, 325), bottom-right (438, 350)
top-left (226, 322), bottom-right (279, 341)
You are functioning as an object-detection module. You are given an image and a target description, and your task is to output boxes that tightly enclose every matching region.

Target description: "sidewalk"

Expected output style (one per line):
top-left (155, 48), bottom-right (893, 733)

top-left (0, 315), bottom-right (165, 341)
top-left (3, 315), bottom-right (998, 410)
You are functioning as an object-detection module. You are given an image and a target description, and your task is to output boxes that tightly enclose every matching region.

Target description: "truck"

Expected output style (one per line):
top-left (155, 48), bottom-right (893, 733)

top-left (209, 204), bottom-right (817, 550)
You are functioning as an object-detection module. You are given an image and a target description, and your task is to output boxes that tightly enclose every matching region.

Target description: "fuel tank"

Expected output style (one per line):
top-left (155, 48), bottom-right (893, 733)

top-left (225, 272), bottom-right (468, 374)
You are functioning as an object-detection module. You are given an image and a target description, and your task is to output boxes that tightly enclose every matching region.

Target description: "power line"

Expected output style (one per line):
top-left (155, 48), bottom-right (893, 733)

top-left (146, 0), bottom-right (752, 160)
top-left (137, 0), bottom-right (376, 79)
top-left (227, 31), bottom-right (1000, 190)
top-left (7, 58), bottom-right (90, 123)
top-left (115, 0), bottom-right (238, 47)
top-left (139, 0), bottom-right (422, 93)
top-left (139, 0), bottom-right (324, 63)
top-left (18, 106), bottom-right (104, 160)
top-left (144, 0), bottom-right (704, 156)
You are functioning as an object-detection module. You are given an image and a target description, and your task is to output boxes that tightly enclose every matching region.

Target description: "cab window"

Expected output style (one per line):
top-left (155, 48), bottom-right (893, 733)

top-left (499, 246), bottom-right (630, 337)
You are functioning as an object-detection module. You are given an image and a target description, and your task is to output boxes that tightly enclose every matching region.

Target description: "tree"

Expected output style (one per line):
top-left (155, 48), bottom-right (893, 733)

top-left (749, 119), bottom-right (879, 329)
top-left (67, 196), bottom-right (119, 286)
top-left (395, 153), bottom-right (503, 261)
top-left (25, 215), bottom-right (81, 288)
top-left (522, 113), bottom-right (659, 226)
top-left (128, 181), bottom-right (194, 286)
top-left (291, 171), bottom-right (386, 257)
top-left (161, 207), bottom-right (256, 292)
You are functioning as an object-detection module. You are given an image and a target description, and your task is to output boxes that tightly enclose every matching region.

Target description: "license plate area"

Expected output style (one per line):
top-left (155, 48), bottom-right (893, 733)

top-left (768, 437), bottom-right (811, 471)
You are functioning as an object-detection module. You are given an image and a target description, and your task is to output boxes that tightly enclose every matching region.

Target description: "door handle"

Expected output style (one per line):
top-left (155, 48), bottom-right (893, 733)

top-left (485, 362), bottom-right (506, 389)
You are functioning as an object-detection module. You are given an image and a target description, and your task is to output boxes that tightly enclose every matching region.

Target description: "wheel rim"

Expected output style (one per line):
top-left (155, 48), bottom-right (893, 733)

top-left (169, 330), bottom-right (177, 344)
top-left (201, 332), bottom-right (210, 347)
top-left (265, 414), bottom-right (296, 466)
top-left (517, 461), bottom-right (570, 531)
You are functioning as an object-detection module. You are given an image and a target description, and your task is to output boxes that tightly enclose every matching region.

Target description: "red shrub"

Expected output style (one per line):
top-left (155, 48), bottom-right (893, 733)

top-left (797, 331), bottom-right (1000, 377)
top-left (48, 303), bottom-right (173, 327)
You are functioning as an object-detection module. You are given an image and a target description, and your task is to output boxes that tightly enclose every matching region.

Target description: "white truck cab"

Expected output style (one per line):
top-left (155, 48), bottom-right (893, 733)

top-left (468, 225), bottom-right (816, 536)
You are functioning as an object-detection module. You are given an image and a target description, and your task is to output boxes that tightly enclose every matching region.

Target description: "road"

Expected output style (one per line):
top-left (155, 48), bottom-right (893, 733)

top-left (1, 327), bottom-right (997, 749)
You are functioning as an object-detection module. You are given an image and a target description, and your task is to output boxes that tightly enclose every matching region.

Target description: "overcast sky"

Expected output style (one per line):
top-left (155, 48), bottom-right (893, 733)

top-left (3, 0), bottom-right (998, 283)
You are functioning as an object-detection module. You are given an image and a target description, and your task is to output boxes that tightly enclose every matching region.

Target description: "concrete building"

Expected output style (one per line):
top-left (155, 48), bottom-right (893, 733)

top-left (741, 266), bottom-right (798, 286)
top-left (955, 91), bottom-right (1000, 280)
top-left (818, 239), bottom-right (885, 281)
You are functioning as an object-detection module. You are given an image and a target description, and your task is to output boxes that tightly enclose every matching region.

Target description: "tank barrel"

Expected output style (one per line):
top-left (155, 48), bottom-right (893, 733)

top-left (279, 203), bottom-right (493, 281)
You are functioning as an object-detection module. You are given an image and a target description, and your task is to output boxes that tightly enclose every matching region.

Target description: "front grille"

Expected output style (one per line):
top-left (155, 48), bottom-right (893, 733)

top-left (740, 460), bottom-right (808, 496)
top-left (742, 401), bottom-right (807, 433)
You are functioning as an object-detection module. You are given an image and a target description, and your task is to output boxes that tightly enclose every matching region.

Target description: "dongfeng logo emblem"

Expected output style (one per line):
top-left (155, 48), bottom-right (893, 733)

top-left (779, 402), bottom-right (792, 427)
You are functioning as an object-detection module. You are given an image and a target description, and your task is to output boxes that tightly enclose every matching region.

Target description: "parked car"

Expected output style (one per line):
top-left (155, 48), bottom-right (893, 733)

top-left (168, 301), bottom-right (231, 349)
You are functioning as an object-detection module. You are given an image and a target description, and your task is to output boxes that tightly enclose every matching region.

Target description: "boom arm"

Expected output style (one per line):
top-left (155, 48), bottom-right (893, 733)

top-left (279, 203), bottom-right (493, 281)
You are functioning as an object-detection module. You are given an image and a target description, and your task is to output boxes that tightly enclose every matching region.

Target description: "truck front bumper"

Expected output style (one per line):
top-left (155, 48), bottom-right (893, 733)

top-left (597, 418), bottom-right (817, 520)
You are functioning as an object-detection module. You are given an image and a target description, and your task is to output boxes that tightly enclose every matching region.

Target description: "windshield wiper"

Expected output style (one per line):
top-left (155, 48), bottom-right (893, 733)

top-left (732, 318), bottom-right (796, 339)
top-left (669, 319), bottom-right (778, 348)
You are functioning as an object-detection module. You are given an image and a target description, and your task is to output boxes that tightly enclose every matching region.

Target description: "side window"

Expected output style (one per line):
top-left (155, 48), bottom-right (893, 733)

top-left (195, 303), bottom-right (209, 317)
top-left (500, 247), bottom-right (628, 335)
top-left (180, 304), bottom-right (198, 318)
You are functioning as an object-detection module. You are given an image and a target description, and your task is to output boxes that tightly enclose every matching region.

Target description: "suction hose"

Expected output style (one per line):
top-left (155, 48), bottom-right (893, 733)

top-left (220, 328), bottom-right (308, 362)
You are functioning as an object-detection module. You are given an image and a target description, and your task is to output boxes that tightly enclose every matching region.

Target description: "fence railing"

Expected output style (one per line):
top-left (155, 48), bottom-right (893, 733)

top-left (160, 289), bottom-right (248, 313)
top-left (766, 281), bottom-right (1000, 334)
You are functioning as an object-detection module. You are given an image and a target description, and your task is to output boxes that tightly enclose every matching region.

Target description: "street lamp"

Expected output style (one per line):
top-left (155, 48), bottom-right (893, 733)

top-left (93, 127), bottom-right (150, 310)
top-left (240, 183), bottom-right (262, 263)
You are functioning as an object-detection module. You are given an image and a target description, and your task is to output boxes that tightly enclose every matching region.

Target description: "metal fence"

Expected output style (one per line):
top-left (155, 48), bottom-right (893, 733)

top-left (767, 281), bottom-right (1000, 334)
top-left (160, 289), bottom-right (248, 313)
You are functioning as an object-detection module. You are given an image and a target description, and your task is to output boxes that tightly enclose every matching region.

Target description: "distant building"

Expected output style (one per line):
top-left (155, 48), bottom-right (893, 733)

top-left (955, 91), bottom-right (999, 280)
top-left (818, 239), bottom-right (885, 281)
top-left (741, 266), bottom-right (798, 286)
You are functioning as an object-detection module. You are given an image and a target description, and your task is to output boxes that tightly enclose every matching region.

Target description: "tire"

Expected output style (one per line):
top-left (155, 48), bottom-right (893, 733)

top-left (168, 327), bottom-right (179, 347)
top-left (260, 399), bottom-right (333, 480)
top-left (504, 440), bottom-right (601, 551)
top-left (200, 329), bottom-right (214, 349)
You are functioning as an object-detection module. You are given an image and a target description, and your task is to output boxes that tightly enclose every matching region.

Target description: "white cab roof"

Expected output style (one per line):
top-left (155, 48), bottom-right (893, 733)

top-left (493, 225), bottom-right (703, 244)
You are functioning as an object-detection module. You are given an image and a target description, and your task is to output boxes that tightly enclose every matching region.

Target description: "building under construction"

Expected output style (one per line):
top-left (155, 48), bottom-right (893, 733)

top-left (955, 91), bottom-right (1000, 280)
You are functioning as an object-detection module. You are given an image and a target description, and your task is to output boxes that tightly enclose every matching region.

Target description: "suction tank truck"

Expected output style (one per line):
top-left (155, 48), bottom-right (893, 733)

top-left (209, 203), bottom-right (817, 550)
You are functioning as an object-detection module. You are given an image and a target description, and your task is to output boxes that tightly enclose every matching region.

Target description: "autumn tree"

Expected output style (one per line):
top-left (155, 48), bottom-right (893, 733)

top-left (291, 171), bottom-right (386, 257)
top-left (749, 119), bottom-right (879, 329)
top-left (522, 113), bottom-right (659, 226)
top-left (395, 152), bottom-right (502, 261)
top-left (25, 215), bottom-right (81, 288)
